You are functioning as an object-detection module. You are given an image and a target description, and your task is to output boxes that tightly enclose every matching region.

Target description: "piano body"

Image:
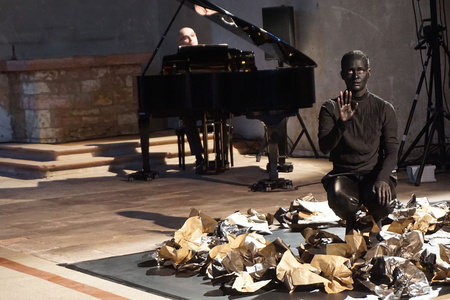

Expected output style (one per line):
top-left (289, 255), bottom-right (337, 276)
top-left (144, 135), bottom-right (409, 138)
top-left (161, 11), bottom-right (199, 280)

top-left (130, 0), bottom-right (317, 191)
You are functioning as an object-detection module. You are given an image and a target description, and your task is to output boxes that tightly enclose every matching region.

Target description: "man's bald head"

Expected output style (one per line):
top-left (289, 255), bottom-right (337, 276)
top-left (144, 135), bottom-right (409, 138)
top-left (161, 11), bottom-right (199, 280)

top-left (178, 27), bottom-right (198, 46)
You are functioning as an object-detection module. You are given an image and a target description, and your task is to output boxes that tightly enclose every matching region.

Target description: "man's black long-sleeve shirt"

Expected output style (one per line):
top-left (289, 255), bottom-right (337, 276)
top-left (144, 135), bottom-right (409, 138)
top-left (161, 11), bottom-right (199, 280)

top-left (318, 91), bottom-right (399, 183)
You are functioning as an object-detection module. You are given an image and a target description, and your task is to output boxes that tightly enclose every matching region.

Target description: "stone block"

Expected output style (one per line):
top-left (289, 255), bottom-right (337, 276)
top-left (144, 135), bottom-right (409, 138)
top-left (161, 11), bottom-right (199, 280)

top-left (118, 113), bottom-right (138, 125)
top-left (22, 82), bottom-right (51, 95)
top-left (81, 79), bottom-right (101, 93)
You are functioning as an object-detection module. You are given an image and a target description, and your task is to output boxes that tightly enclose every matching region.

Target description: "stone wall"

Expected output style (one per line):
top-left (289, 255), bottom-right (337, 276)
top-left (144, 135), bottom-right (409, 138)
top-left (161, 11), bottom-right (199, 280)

top-left (0, 53), bottom-right (149, 143)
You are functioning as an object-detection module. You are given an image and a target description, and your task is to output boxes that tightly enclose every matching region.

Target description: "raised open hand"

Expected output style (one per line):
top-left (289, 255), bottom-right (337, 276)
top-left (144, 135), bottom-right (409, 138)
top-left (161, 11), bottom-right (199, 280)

top-left (337, 90), bottom-right (358, 122)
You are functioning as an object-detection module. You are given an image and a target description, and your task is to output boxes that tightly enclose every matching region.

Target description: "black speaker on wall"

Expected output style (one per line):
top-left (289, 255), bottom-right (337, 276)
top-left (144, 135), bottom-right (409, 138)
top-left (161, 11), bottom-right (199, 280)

top-left (262, 6), bottom-right (295, 61)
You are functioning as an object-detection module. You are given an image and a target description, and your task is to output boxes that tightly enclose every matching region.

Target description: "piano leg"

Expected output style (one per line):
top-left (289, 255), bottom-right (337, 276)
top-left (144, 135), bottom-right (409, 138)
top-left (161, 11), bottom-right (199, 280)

top-left (267, 125), bottom-right (280, 181)
top-left (128, 114), bottom-right (159, 182)
top-left (265, 118), bottom-right (294, 173)
top-left (250, 116), bottom-right (294, 192)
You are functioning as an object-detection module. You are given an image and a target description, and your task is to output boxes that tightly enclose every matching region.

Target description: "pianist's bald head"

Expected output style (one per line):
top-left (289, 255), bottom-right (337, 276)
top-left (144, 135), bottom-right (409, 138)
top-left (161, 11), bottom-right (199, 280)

top-left (178, 27), bottom-right (198, 46)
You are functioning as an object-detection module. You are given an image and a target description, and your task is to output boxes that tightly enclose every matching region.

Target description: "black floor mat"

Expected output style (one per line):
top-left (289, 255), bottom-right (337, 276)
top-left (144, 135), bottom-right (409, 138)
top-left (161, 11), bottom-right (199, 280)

top-left (63, 227), bottom-right (448, 300)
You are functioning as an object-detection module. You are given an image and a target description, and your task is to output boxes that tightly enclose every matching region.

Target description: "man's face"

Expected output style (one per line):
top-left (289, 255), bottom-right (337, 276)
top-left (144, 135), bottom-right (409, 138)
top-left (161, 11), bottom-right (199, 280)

top-left (178, 28), bottom-right (198, 46)
top-left (340, 56), bottom-right (371, 97)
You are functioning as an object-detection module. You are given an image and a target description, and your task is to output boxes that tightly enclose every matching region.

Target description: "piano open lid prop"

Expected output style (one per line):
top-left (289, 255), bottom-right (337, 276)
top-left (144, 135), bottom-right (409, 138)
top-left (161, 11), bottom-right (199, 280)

top-left (177, 0), bottom-right (317, 68)
top-left (129, 0), bottom-right (317, 191)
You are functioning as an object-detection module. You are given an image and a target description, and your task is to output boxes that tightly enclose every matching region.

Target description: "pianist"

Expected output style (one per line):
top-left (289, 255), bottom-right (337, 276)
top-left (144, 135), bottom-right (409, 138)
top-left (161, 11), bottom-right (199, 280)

top-left (318, 50), bottom-right (399, 237)
top-left (177, 27), bottom-right (204, 169)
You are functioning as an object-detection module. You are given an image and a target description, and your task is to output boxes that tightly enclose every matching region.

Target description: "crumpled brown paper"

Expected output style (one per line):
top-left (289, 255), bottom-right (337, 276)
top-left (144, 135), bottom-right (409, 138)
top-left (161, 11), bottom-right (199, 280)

top-left (231, 271), bottom-right (272, 293)
top-left (277, 229), bottom-right (354, 294)
top-left (430, 239), bottom-right (450, 283)
top-left (207, 232), bottom-right (281, 292)
top-left (189, 207), bottom-right (218, 233)
top-left (302, 227), bottom-right (344, 247)
top-left (143, 196), bottom-right (450, 297)
top-left (158, 209), bottom-right (219, 267)
top-left (310, 254), bottom-right (354, 294)
top-left (388, 195), bottom-right (448, 234)
top-left (159, 216), bottom-right (204, 265)
top-left (276, 249), bottom-right (330, 293)
top-left (326, 230), bottom-right (367, 260)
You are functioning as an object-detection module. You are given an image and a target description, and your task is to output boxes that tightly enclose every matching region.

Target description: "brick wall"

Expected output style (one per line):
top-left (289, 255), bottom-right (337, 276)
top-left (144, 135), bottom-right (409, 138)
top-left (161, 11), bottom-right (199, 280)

top-left (0, 53), bottom-right (150, 143)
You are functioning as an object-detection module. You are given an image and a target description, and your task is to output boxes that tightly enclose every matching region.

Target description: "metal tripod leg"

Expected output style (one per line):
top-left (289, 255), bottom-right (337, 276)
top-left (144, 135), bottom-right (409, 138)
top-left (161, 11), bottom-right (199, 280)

top-left (398, 113), bottom-right (436, 168)
top-left (289, 111), bottom-right (320, 158)
top-left (398, 47), bottom-right (432, 164)
top-left (413, 113), bottom-right (438, 186)
top-left (398, 75), bottom-right (425, 163)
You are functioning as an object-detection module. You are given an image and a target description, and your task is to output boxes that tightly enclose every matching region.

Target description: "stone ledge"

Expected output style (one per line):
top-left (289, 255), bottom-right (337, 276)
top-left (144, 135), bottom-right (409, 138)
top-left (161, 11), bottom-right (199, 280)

top-left (0, 53), bottom-right (151, 72)
top-left (0, 146), bottom-right (182, 179)
top-left (0, 133), bottom-right (181, 161)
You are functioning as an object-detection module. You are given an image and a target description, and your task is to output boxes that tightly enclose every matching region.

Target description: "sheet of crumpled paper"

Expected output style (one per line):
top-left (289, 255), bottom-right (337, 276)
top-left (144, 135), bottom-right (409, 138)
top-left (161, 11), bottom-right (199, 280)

top-left (158, 209), bottom-right (220, 265)
top-left (365, 230), bottom-right (424, 261)
top-left (275, 193), bottom-right (341, 229)
top-left (301, 227), bottom-right (344, 247)
top-left (388, 196), bottom-right (447, 234)
top-left (276, 249), bottom-right (330, 293)
top-left (159, 216), bottom-right (205, 265)
top-left (232, 271), bottom-right (271, 293)
top-left (358, 256), bottom-right (431, 299)
top-left (431, 243), bottom-right (450, 283)
top-left (189, 207), bottom-right (218, 233)
top-left (310, 254), bottom-right (354, 294)
top-left (224, 210), bottom-right (272, 234)
top-left (208, 232), bottom-right (248, 261)
top-left (326, 231), bottom-right (368, 259)
top-left (207, 233), bottom-right (270, 268)
top-left (207, 232), bottom-right (280, 291)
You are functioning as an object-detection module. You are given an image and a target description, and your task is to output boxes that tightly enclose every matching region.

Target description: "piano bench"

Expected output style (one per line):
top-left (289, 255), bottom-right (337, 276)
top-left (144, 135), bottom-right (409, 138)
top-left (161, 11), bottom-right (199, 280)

top-left (199, 118), bottom-right (233, 174)
top-left (175, 119), bottom-right (234, 174)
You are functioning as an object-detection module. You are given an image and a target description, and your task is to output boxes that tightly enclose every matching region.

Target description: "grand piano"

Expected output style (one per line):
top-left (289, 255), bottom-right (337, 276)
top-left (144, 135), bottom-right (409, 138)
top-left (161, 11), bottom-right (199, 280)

top-left (130, 0), bottom-right (317, 191)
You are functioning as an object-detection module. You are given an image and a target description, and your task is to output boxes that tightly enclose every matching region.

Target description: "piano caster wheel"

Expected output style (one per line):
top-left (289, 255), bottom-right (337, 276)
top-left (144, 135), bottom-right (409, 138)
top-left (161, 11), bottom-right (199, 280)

top-left (251, 178), bottom-right (294, 192)
top-left (283, 163), bottom-right (294, 173)
top-left (282, 182), bottom-right (293, 189)
top-left (251, 183), bottom-right (261, 192)
top-left (267, 162), bottom-right (294, 173)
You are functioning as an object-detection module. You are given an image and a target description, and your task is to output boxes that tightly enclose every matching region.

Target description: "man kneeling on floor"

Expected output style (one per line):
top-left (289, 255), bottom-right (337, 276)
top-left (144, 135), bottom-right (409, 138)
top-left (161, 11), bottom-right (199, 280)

top-left (318, 50), bottom-right (399, 238)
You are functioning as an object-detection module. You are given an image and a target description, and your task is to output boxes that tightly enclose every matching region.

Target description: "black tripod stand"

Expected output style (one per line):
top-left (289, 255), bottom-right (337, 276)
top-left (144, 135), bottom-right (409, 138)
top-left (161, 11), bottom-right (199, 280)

top-left (398, 0), bottom-right (450, 186)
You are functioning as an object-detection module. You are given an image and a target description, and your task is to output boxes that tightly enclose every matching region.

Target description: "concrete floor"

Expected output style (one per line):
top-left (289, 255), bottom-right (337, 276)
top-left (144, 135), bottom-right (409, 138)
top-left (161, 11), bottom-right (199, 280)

top-left (1, 145), bottom-right (449, 299)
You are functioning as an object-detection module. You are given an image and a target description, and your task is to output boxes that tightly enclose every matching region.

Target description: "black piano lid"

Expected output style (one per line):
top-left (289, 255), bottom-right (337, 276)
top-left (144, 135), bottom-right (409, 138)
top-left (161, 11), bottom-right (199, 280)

top-left (176, 0), bottom-right (317, 68)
